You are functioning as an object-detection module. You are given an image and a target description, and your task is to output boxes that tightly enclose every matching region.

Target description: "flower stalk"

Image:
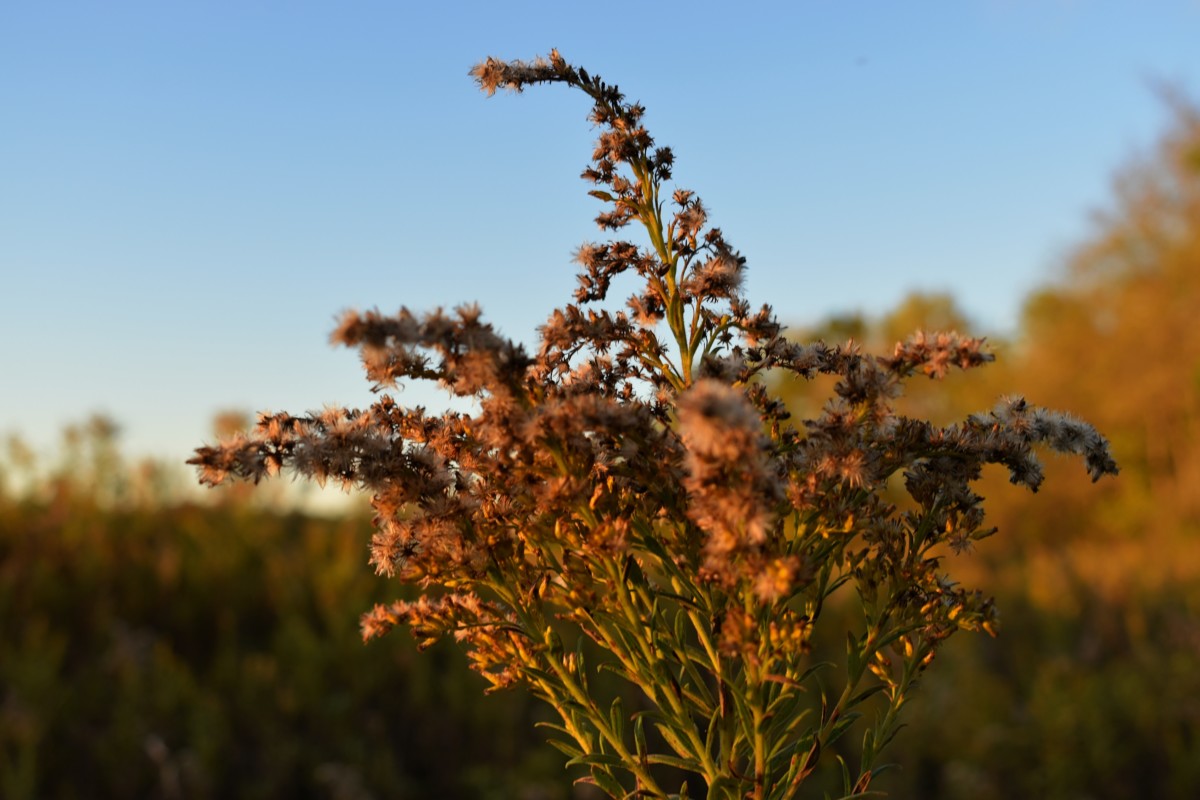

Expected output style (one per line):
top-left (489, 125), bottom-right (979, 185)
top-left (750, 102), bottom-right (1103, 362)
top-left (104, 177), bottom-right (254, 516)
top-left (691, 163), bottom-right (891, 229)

top-left (190, 49), bottom-right (1117, 798)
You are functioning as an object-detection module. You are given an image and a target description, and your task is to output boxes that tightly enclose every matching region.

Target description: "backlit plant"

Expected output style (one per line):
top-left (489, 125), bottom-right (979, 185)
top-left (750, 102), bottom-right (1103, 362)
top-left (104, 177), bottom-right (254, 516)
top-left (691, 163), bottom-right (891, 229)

top-left (192, 50), bottom-right (1117, 799)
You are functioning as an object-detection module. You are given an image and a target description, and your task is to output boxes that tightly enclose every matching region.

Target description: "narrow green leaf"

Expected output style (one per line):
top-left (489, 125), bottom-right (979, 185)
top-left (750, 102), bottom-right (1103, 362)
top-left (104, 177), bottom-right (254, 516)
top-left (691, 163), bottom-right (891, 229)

top-left (622, 553), bottom-right (645, 586)
top-left (653, 722), bottom-right (693, 760)
top-left (765, 707), bottom-right (814, 761)
top-left (566, 752), bottom-right (627, 769)
top-left (576, 768), bottom-right (628, 798)
top-left (826, 711), bottom-right (863, 748)
top-left (838, 753), bottom-right (852, 795)
top-left (610, 696), bottom-right (625, 739)
top-left (646, 753), bottom-right (702, 771)
top-left (673, 607), bottom-right (688, 643)
top-left (846, 632), bottom-right (863, 677)
top-left (874, 721), bottom-right (905, 753)
top-left (535, 720), bottom-right (575, 739)
top-left (575, 636), bottom-right (589, 692)
top-left (704, 703), bottom-right (721, 755)
top-left (634, 715), bottom-right (648, 758)
top-left (860, 728), bottom-right (876, 770)
top-left (835, 790), bottom-right (888, 800)
top-left (846, 684), bottom-right (886, 709)
top-left (545, 738), bottom-right (583, 760)
top-left (519, 665), bottom-right (563, 687)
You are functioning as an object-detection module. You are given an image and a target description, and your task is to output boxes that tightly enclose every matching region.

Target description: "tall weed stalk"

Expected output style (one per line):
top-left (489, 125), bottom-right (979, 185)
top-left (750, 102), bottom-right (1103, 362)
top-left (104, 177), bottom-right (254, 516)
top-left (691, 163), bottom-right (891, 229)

top-left (192, 50), bottom-right (1116, 799)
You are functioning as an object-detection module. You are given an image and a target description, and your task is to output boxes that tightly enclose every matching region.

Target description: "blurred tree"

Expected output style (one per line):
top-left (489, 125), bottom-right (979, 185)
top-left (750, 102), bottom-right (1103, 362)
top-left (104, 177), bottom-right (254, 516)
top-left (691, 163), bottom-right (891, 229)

top-left (884, 92), bottom-right (1200, 799)
top-left (771, 92), bottom-right (1200, 800)
top-left (988, 92), bottom-right (1200, 559)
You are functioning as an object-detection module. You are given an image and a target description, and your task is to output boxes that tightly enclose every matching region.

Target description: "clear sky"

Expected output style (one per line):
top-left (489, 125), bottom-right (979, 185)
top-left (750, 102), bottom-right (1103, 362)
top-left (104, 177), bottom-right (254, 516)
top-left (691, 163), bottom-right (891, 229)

top-left (3, 1), bottom-right (1199, 467)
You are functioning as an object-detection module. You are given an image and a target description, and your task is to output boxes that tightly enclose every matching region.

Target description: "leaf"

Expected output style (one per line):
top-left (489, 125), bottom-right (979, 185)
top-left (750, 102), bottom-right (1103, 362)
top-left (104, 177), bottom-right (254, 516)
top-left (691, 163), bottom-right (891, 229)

top-left (764, 703), bottom-right (814, 762)
top-left (519, 665), bottom-right (563, 687)
top-left (592, 769), bottom-right (629, 799)
top-left (575, 636), bottom-right (589, 691)
top-left (566, 752), bottom-right (627, 769)
top-left (835, 790), bottom-right (888, 800)
top-left (610, 696), bottom-right (625, 739)
top-left (826, 711), bottom-right (864, 748)
top-left (846, 684), bottom-right (886, 710)
top-left (622, 554), bottom-right (645, 586)
top-left (646, 753), bottom-right (702, 771)
top-left (535, 720), bottom-right (576, 739)
top-left (838, 753), bottom-right (852, 795)
top-left (634, 715), bottom-right (648, 758)
top-left (704, 703), bottom-right (721, 754)
top-left (545, 738), bottom-right (583, 760)
top-left (653, 722), bottom-right (693, 759)
top-left (846, 632), bottom-right (863, 678)
top-left (860, 728), bottom-right (876, 771)
top-left (873, 721), bottom-right (905, 753)
top-left (725, 680), bottom-right (754, 737)
top-left (874, 624), bottom-right (917, 652)
top-left (575, 769), bottom-right (629, 799)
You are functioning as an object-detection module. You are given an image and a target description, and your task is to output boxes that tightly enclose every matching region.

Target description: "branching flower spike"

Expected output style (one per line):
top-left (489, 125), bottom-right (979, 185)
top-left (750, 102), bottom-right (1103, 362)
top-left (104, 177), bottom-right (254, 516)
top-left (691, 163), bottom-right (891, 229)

top-left (191, 50), bottom-right (1117, 799)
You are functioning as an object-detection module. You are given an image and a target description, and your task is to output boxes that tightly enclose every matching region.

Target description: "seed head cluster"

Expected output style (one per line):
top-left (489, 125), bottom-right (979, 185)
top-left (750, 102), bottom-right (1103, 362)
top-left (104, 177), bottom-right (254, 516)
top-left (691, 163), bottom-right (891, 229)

top-left (191, 50), bottom-right (1117, 798)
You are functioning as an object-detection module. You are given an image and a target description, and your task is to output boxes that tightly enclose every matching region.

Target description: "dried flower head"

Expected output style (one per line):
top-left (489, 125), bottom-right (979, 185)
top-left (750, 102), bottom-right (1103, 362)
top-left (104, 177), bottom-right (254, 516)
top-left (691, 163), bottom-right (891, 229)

top-left (191, 51), bottom-right (1117, 799)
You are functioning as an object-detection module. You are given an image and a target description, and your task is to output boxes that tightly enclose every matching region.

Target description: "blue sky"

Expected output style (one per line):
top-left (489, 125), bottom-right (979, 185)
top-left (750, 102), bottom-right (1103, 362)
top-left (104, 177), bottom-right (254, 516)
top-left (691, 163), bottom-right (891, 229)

top-left (3, 1), bottom-right (1199, 466)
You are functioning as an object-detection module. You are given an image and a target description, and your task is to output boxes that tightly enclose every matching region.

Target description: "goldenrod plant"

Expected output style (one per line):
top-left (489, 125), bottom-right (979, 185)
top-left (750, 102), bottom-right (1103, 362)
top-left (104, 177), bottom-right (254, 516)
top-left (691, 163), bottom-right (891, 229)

top-left (192, 51), bottom-right (1117, 799)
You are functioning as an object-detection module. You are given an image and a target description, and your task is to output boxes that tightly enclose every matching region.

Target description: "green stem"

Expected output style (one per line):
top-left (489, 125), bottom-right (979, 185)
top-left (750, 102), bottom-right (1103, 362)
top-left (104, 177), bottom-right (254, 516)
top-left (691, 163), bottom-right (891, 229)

top-left (632, 160), bottom-right (694, 386)
top-left (602, 556), bottom-right (719, 779)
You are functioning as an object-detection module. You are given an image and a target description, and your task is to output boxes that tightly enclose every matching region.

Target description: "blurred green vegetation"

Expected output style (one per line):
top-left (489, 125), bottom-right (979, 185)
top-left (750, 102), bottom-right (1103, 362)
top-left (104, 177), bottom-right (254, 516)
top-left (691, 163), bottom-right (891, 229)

top-left (0, 424), bottom-right (572, 799)
top-left (3, 99), bottom-right (1198, 799)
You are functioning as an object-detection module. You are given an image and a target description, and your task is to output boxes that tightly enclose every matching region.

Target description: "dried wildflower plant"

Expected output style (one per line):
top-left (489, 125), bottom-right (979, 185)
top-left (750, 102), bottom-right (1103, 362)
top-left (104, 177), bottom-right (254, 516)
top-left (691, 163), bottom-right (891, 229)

top-left (191, 50), bottom-right (1117, 799)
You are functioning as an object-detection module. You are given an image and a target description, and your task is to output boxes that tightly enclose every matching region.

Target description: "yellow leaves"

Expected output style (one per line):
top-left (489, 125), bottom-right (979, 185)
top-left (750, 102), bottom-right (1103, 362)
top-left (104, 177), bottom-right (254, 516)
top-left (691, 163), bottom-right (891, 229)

top-left (815, 513), bottom-right (858, 539)
top-left (766, 618), bottom-right (809, 653)
top-left (868, 650), bottom-right (894, 684)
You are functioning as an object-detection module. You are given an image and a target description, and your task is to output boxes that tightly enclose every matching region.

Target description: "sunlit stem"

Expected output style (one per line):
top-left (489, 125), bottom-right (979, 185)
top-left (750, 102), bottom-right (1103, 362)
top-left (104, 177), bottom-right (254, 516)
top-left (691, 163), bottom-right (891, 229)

top-left (577, 503), bottom-right (717, 776)
top-left (631, 159), bottom-right (694, 387)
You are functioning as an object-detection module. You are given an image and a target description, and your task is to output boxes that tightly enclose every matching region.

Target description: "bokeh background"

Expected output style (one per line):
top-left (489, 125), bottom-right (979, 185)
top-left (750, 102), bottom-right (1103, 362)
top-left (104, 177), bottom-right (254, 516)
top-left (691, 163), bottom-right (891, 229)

top-left (3, 2), bottom-right (1199, 798)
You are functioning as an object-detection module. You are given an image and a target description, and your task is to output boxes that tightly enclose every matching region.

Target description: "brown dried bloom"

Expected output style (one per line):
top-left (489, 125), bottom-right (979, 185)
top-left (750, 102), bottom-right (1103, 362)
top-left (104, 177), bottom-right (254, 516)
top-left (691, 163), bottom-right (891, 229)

top-left (191, 51), bottom-right (1117, 799)
top-left (677, 379), bottom-right (786, 588)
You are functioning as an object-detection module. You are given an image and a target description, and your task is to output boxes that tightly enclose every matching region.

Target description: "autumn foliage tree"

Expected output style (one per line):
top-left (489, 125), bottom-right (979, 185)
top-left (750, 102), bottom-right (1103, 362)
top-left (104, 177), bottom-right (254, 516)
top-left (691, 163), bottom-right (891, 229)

top-left (775, 92), bottom-right (1200, 800)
